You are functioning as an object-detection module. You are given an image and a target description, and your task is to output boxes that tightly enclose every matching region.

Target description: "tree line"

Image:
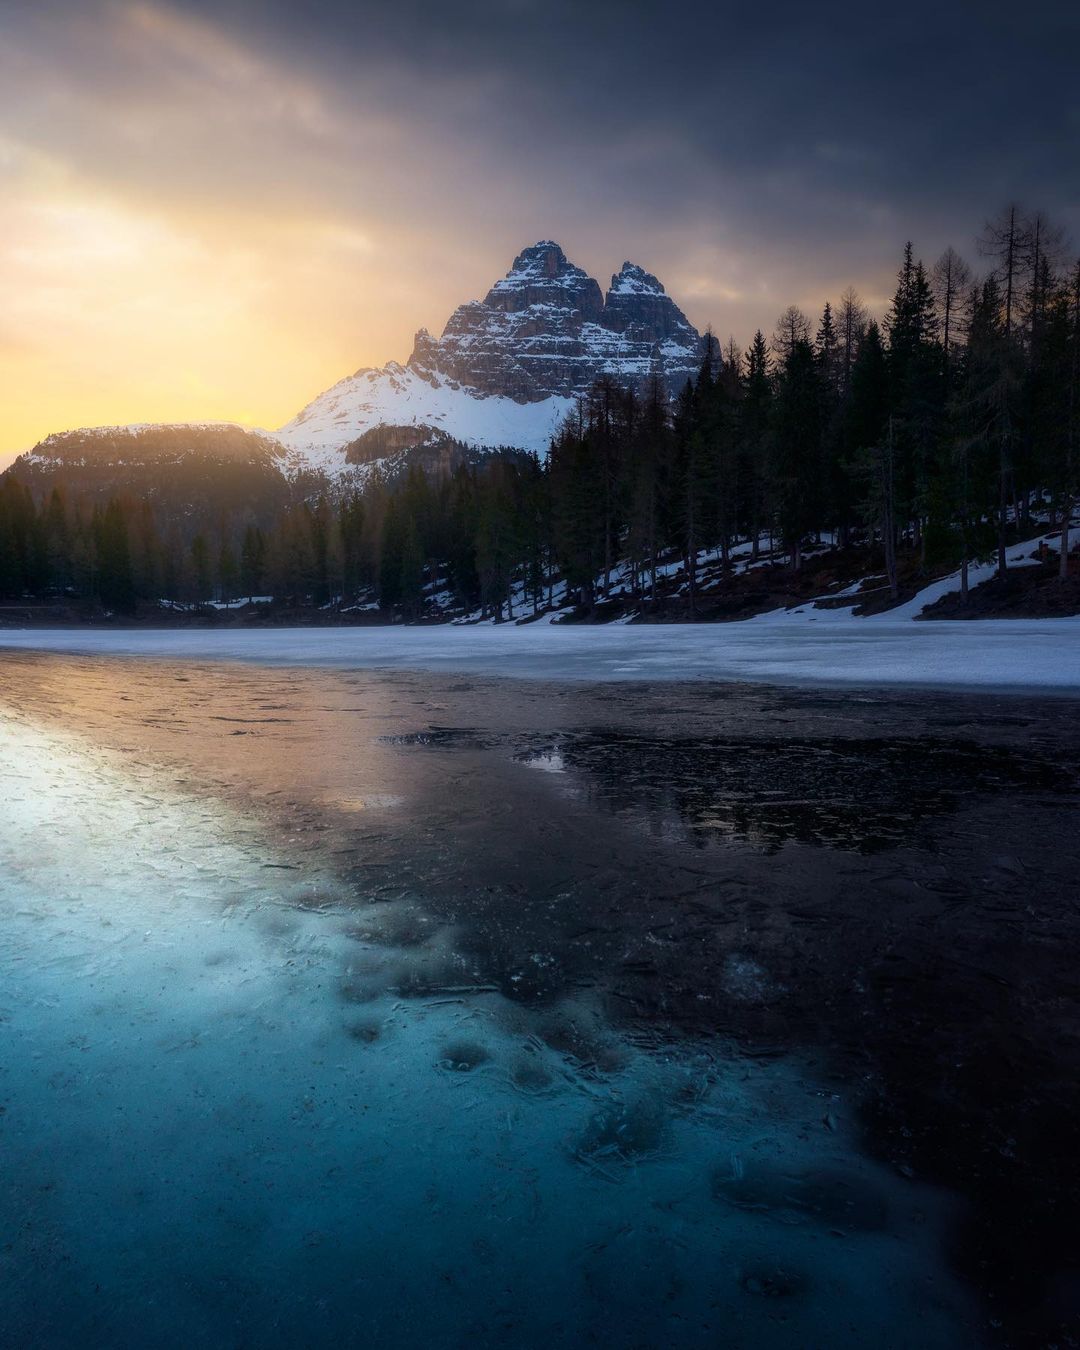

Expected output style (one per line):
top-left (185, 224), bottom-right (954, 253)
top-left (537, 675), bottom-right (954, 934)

top-left (2, 205), bottom-right (1077, 617)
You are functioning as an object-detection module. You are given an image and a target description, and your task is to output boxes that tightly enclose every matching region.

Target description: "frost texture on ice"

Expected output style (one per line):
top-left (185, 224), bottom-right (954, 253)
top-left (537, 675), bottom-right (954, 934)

top-left (0, 709), bottom-right (979, 1347)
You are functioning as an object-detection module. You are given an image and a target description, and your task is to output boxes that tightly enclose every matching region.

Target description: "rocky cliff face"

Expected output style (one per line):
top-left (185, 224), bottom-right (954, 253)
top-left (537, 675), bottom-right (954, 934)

top-left (406, 242), bottom-right (702, 402)
top-left (277, 242), bottom-right (705, 473)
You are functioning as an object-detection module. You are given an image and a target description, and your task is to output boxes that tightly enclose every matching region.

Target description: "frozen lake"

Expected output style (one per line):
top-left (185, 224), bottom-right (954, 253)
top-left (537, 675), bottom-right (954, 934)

top-left (2, 652), bottom-right (1078, 1346)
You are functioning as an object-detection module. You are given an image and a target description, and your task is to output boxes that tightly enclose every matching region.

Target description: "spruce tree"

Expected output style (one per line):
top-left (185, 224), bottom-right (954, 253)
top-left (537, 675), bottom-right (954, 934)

top-left (190, 534), bottom-right (212, 603)
top-left (96, 499), bottom-right (135, 612)
top-left (738, 332), bottom-right (773, 560)
top-left (768, 338), bottom-right (823, 570)
top-left (240, 525), bottom-right (267, 599)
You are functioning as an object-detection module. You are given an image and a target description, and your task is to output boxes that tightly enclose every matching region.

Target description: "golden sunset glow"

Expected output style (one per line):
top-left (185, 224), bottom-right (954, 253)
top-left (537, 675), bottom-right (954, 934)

top-left (0, 3), bottom-right (499, 462)
top-left (1, 3), bottom-right (903, 468)
top-left (4, 0), bottom-right (1057, 468)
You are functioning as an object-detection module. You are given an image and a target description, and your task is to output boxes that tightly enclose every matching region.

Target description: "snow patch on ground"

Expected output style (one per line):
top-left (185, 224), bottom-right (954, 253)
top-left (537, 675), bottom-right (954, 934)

top-left (1, 621), bottom-right (1077, 693)
top-left (751, 527), bottom-right (1079, 626)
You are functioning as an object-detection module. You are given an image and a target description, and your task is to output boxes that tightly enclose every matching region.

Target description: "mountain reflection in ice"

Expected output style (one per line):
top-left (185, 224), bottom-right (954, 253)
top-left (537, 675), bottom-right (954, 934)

top-left (0, 708), bottom-right (978, 1349)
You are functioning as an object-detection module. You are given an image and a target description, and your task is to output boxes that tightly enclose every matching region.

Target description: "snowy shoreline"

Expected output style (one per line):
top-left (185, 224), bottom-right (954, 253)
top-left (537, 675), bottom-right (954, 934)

top-left (1, 619), bottom-right (1078, 694)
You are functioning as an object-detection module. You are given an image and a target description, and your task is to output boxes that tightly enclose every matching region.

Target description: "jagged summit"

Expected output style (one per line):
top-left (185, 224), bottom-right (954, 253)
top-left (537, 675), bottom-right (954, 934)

top-left (608, 262), bottom-right (665, 296)
top-left (602, 261), bottom-right (699, 352)
top-left (277, 241), bottom-right (707, 473)
top-left (403, 241), bottom-right (702, 402)
top-left (479, 241), bottom-right (605, 316)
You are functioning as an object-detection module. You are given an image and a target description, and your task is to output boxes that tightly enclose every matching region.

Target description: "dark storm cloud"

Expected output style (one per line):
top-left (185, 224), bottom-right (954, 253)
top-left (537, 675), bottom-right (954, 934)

top-left (153, 0), bottom-right (1080, 329)
top-left (1, 0), bottom-right (1077, 459)
top-left (188, 0), bottom-right (1079, 223)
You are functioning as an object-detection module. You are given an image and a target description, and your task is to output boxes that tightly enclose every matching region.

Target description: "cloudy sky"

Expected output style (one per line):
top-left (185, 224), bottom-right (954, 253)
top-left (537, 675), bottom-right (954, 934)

top-left (1, 0), bottom-right (1077, 464)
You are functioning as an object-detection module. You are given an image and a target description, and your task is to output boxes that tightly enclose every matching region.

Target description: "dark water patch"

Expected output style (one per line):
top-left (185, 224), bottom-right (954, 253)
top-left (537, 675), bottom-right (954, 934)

top-left (739, 1264), bottom-right (808, 1300)
top-left (929, 714), bottom-right (1035, 729)
top-left (712, 1161), bottom-right (889, 1233)
top-left (210, 714), bottom-right (295, 724)
top-left (436, 1039), bottom-right (491, 1072)
top-left (378, 726), bottom-right (494, 749)
top-left (388, 952), bottom-right (482, 998)
top-left (509, 1050), bottom-right (556, 1095)
top-left (536, 1011), bottom-right (627, 1076)
top-left (339, 975), bottom-right (383, 1005)
top-left (343, 909), bottom-right (439, 948)
top-left (517, 731), bottom-right (1077, 853)
top-left (344, 1017), bottom-right (383, 1044)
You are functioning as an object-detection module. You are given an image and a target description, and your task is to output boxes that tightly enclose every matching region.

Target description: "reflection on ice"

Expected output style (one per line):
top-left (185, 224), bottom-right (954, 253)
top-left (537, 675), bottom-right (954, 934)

top-left (0, 712), bottom-right (980, 1347)
top-left (515, 730), bottom-right (1073, 853)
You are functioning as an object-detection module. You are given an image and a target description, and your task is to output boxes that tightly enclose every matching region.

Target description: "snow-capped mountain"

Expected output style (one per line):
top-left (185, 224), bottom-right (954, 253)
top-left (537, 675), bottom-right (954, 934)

top-left (277, 241), bottom-right (704, 474)
top-left (7, 243), bottom-right (706, 495)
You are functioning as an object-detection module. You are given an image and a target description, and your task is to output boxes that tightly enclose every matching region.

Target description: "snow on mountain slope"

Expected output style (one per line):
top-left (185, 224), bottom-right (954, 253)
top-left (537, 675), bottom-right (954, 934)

top-left (11, 243), bottom-right (704, 484)
top-left (277, 241), bottom-right (704, 476)
top-left (277, 362), bottom-right (575, 475)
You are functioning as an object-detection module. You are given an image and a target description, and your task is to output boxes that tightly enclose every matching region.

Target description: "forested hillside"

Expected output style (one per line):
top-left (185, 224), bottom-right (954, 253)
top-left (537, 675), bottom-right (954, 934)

top-left (2, 210), bottom-right (1077, 623)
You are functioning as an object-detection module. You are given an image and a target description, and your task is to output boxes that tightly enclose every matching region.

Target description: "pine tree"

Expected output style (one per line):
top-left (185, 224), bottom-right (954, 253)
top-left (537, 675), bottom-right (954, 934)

top-left (43, 487), bottom-right (72, 593)
top-left (885, 243), bottom-right (944, 563)
top-left (96, 498), bottom-right (135, 612)
top-left (1060, 261), bottom-right (1080, 578)
top-left (0, 479), bottom-right (37, 598)
top-left (739, 331), bottom-right (773, 560)
top-left (815, 301), bottom-right (846, 545)
top-left (190, 533), bottom-right (213, 602)
top-left (846, 324), bottom-right (897, 596)
top-left (218, 536), bottom-right (238, 604)
top-left (398, 513), bottom-right (425, 618)
top-left (768, 338), bottom-right (823, 570)
top-left (815, 301), bottom-right (841, 397)
top-left (550, 404), bottom-right (603, 610)
top-left (932, 247), bottom-right (972, 377)
top-left (979, 204), bottom-right (1025, 340)
top-left (624, 377), bottom-right (670, 600)
top-left (771, 306), bottom-right (812, 363)
top-left (240, 525), bottom-right (267, 599)
top-left (378, 497), bottom-right (405, 610)
top-left (837, 287), bottom-right (868, 396)
top-left (954, 276), bottom-right (1015, 582)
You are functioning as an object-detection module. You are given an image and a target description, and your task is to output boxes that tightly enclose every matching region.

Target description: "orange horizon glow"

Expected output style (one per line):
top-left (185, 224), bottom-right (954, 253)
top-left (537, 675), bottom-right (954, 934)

top-left (0, 2), bottom-right (902, 471)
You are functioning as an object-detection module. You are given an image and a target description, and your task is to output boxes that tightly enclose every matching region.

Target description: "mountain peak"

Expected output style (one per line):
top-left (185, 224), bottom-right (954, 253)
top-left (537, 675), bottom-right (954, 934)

top-left (401, 244), bottom-right (700, 403)
top-left (510, 240), bottom-right (568, 271)
top-left (483, 242), bottom-right (602, 317)
top-left (280, 243), bottom-right (707, 468)
top-left (609, 262), bottom-right (666, 297)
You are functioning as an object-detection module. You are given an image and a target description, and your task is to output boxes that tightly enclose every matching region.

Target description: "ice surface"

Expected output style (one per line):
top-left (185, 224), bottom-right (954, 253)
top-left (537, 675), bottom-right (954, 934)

top-left (1, 616), bottom-right (1078, 693)
top-left (0, 706), bottom-right (981, 1347)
